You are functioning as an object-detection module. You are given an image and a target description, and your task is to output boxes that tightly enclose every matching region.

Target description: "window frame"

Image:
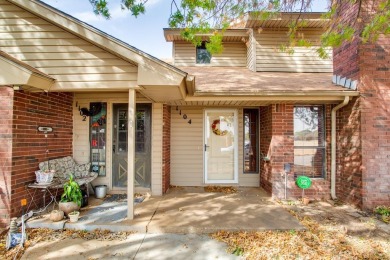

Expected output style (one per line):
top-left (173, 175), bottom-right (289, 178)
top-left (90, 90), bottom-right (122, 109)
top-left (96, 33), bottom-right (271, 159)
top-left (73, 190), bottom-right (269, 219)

top-left (196, 41), bottom-right (212, 64)
top-left (293, 105), bottom-right (326, 179)
top-left (243, 108), bottom-right (259, 174)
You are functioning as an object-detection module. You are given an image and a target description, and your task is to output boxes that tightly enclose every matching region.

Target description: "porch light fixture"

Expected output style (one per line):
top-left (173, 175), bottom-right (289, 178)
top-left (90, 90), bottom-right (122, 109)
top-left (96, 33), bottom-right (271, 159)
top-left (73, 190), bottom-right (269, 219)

top-left (12, 85), bottom-right (22, 91)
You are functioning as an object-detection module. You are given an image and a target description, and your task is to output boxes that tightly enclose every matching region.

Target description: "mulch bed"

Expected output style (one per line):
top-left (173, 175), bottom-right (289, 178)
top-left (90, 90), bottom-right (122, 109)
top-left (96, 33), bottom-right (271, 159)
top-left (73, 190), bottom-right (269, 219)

top-left (211, 203), bottom-right (390, 259)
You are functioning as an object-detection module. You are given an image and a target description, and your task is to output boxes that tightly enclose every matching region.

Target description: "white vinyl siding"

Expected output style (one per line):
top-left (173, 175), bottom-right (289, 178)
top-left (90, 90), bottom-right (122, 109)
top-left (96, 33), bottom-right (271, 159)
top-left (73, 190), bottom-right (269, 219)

top-left (246, 29), bottom-right (256, 71)
top-left (254, 29), bottom-right (332, 73)
top-left (151, 103), bottom-right (163, 195)
top-left (171, 107), bottom-right (204, 186)
top-left (0, 1), bottom-right (137, 89)
top-left (170, 107), bottom-right (259, 187)
top-left (173, 42), bottom-right (247, 67)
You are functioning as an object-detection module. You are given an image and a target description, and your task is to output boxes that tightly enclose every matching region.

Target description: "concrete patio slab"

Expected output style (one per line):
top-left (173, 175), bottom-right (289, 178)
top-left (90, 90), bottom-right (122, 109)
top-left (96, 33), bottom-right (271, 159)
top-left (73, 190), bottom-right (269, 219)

top-left (147, 187), bottom-right (303, 233)
top-left (25, 187), bottom-right (303, 233)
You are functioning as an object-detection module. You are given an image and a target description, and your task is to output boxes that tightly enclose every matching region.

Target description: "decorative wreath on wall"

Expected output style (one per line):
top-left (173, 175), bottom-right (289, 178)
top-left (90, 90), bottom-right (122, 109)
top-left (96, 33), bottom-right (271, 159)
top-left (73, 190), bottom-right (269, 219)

top-left (211, 119), bottom-right (228, 136)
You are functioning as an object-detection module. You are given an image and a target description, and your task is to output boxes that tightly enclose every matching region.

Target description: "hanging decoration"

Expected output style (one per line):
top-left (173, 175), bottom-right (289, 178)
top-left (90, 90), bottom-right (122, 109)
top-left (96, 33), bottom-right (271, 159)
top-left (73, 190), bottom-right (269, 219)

top-left (90, 102), bottom-right (107, 177)
top-left (78, 102), bottom-right (103, 121)
top-left (211, 119), bottom-right (228, 136)
top-left (176, 106), bottom-right (192, 124)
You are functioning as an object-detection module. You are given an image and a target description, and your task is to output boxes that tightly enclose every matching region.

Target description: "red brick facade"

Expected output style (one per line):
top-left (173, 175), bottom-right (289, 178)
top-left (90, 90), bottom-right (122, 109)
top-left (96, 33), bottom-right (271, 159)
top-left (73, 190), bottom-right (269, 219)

top-left (0, 89), bottom-right (73, 227)
top-left (260, 104), bottom-right (332, 200)
top-left (336, 97), bottom-right (362, 207)
top-left (334, 0), bottom-right (390, 209)
top-left (0, 87), bottom-right (13, 228)
top-left (162, 104), bottom-right (171, 193)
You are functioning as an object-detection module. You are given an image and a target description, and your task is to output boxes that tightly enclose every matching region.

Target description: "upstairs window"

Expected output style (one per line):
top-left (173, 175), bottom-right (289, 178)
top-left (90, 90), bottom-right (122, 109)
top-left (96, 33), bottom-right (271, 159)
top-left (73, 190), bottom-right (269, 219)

top-left (294, 105), bottom-right (326, 178)
top-left (196, 41), bottom-right (211, 64)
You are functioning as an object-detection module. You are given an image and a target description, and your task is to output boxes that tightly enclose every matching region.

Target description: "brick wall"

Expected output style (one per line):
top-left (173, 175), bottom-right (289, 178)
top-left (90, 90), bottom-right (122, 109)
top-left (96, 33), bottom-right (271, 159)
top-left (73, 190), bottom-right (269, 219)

top-left (11, 91), bottom-right (73, 219)
top-left (336, 97), bottom-right (362, 207)
top-left (0, 86), bottom-right (13, 228)
top-left (162, 104), bottom-right (171, 193)
top-left (270, 104), bottom-right (294, 199)
top-left (334, 0), bottom-right (390, 209)
top-left (260, 104), bottom-right (332, 200)
top-left (332, 1), bottom-right (360, 80)
top-left (359, 40), bottom-right (390, 209)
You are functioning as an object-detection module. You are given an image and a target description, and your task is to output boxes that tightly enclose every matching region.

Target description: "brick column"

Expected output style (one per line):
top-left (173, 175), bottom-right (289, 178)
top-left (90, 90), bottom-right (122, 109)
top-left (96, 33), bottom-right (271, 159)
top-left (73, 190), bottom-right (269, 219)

top-left (162, 104), bottom-right (171, 193)
top-left (0, 86), bottom-right (13, 228)
top-left (259, 105), bottom-right (273, 193)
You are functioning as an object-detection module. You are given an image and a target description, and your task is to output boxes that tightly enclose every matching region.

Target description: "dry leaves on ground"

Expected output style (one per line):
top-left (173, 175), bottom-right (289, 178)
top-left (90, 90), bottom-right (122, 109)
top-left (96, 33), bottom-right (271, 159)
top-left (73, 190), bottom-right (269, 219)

top-left (204, 186), bottom-right (237, 194)
top-left (211, 209), bottom-right (389, 259)
top-left (0, 228), bottom-right (135, 260)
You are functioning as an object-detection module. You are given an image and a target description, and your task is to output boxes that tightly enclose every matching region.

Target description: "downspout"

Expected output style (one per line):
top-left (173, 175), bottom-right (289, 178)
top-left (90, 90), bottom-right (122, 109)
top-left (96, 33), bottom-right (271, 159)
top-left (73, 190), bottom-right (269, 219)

top-left (331, 96), bottom-right (350, 200)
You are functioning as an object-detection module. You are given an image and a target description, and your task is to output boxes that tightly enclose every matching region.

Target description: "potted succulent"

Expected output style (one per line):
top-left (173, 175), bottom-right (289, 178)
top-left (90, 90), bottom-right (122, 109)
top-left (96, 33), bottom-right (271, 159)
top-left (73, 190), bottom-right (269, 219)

top-left (59, 174), bottom-right (82, 216)
top-left (68, 211), bottom-right (80, 222)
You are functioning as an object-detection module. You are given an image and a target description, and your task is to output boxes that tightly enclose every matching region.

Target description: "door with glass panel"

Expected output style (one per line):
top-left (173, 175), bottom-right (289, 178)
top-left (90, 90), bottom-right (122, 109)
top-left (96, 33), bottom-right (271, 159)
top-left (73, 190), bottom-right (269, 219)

top-left (204, 109), bottom-right (238, 183)
top-left (112, 104), bottom-right (151, 189)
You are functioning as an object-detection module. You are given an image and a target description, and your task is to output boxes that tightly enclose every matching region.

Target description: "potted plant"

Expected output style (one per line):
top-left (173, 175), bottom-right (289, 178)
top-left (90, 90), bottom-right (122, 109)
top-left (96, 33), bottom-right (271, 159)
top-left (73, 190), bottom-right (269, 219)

top-left (68, 211), bottom-right (80, 223)
top-left (49, 209), bottom-right (64, 222)
top-left (59, 174), bottom-right (82, 216)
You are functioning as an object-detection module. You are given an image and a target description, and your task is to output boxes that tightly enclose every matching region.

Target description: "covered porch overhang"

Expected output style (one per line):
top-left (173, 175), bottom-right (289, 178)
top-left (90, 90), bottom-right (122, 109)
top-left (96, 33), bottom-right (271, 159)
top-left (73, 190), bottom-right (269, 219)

top-left (0, 51), bottom-right (56, 91)
top-left (167, 66), bottom-right (360, 106)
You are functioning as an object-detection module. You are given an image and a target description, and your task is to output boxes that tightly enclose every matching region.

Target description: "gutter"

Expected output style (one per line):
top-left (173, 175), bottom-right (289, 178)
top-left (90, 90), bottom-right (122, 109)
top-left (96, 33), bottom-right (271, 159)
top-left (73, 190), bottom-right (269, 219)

top-left (331, 96), bottom-right (350, 200)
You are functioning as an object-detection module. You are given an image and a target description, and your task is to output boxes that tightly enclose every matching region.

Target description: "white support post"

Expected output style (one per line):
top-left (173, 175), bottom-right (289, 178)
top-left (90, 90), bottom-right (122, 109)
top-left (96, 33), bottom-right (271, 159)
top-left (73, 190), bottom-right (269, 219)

top-left (127, 89), bottom-right (136, 219)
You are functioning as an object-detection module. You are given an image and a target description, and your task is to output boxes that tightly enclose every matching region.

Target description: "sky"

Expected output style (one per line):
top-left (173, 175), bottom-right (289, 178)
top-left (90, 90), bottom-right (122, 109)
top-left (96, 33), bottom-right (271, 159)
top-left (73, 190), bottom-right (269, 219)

top-left (41, 0), bottom-right (329, 60)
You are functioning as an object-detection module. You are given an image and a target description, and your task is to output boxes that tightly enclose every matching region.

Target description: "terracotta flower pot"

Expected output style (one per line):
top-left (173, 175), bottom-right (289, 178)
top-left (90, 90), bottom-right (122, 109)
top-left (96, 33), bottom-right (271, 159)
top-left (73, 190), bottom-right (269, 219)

top-left (59, 202), bottom-right (80, 216)
top-left (302, 197), bottom-right (310, 205)
top-left (50, 210), bottom-right (64, 222)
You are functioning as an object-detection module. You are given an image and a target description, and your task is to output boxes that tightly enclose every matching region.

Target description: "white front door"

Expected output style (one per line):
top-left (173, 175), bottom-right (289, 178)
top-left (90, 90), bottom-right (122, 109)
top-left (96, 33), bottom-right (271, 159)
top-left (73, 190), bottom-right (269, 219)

top-left (204, 109), bottom-right (238, 183)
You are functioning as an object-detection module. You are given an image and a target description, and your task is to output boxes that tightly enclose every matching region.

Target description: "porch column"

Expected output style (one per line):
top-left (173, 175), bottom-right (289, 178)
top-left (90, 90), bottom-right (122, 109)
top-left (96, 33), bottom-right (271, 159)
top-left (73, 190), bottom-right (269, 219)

top-left (127, 89), bottom-right (136, 219)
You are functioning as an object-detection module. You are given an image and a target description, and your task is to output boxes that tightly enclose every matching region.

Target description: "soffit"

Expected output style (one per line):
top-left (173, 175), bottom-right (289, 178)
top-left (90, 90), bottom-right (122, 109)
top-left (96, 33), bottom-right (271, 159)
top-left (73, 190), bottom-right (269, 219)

top-left (231, 12), bottom-right (329, 29)
top-left (164, 29), bottom-right (249, 42)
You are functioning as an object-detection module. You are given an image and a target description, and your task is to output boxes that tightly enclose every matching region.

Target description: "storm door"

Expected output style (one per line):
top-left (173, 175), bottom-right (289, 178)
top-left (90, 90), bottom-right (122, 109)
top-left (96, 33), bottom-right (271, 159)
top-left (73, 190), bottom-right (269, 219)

top-left (204, 109), bottom-right (238, 183)
top-left (112, 104), bottom-right (151, 189)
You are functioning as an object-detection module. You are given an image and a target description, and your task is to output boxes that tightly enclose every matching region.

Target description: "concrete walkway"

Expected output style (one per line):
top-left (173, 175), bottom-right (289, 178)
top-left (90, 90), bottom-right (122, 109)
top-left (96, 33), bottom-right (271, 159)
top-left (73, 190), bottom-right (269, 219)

top-left (22, 233), bottom-right (239, 260)
top-left (26, 187), bottom-right (303, 233)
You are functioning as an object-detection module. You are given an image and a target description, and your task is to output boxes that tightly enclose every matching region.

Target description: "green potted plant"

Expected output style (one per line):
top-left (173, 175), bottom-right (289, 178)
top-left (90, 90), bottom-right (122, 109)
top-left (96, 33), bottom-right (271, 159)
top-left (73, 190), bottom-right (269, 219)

top-left (59, 174), bottom-right (82, 216)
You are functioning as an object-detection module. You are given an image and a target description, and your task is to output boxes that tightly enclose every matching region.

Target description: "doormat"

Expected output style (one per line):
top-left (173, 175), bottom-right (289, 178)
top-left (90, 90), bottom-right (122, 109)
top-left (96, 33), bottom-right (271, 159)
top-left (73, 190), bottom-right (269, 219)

top-left (104, 194), bottom-right (145, 204)
top-left (204, 186), bottom-right (237, 194)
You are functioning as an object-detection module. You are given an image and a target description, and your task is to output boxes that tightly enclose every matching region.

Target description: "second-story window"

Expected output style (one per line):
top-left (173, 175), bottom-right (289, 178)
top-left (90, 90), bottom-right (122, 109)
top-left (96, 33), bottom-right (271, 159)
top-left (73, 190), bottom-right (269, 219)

top-left (196, 41), bottom-right (211, 64)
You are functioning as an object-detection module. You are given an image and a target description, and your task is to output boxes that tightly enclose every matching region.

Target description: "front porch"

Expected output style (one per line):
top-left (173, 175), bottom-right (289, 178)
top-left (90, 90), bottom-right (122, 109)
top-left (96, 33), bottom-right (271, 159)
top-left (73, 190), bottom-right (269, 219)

top-left (26, 187), bottom-right (303, 233)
